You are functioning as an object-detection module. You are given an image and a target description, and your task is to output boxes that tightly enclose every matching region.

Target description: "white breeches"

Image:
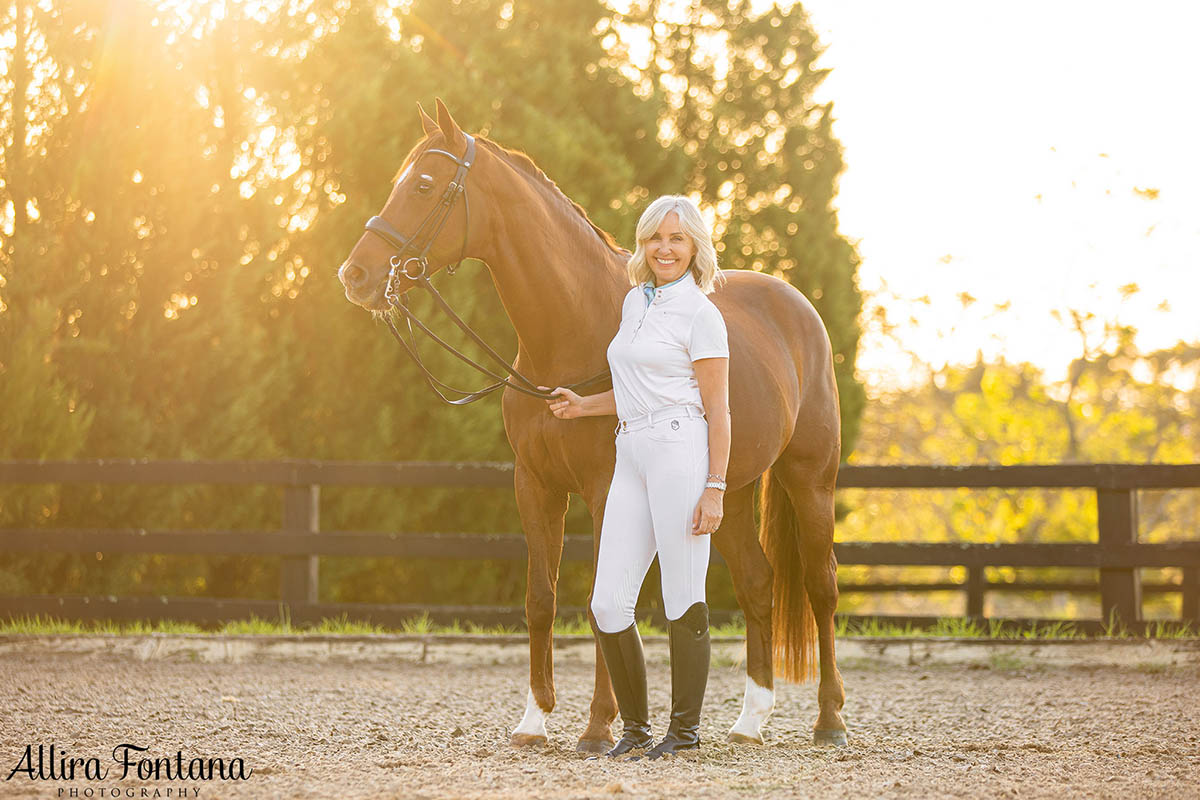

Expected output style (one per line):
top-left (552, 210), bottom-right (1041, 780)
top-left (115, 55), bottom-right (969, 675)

top-left (590, 407), bottom-right (711, 634)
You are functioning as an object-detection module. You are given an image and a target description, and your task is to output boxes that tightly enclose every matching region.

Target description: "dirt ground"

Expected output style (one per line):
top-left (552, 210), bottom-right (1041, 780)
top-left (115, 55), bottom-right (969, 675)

top-left (1, 636), bottom-right (1198, 799)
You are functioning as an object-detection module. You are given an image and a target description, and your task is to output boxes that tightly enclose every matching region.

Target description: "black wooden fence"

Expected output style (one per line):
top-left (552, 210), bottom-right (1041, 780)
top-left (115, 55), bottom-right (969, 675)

top-left (2, 461), bottom-right (1199, 633)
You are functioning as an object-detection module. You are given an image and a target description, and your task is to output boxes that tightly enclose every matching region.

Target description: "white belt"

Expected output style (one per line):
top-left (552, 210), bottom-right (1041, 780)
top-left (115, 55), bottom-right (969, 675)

top-left (615, 404), bottom-right (706, 434)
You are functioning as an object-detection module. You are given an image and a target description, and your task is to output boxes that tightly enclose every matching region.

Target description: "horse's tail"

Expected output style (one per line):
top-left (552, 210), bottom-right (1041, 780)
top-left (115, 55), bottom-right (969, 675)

top-left (758, 467), bottom-right (818, 683)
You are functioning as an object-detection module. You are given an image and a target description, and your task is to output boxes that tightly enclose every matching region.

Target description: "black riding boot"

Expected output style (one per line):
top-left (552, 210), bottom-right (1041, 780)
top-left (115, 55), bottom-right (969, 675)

top-left (644, 601), bottom-right (710, 760)
top-left (595, 621), bottom-right (653, 758)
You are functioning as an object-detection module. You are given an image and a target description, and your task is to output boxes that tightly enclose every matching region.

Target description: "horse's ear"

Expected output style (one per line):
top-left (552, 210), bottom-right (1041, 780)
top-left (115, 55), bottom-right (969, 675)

top-left (434, 97), bottom-right (465, 146)
top-left (417, 102), bottom-right (438, 136)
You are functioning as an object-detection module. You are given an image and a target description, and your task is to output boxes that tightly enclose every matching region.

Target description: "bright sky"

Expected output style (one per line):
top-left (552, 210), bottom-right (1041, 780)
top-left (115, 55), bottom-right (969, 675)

top-left (798, 1), bottom-right (1200, 390)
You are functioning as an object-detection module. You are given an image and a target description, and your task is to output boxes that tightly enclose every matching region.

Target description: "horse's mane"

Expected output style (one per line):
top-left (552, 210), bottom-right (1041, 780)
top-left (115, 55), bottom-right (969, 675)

top-left (476, 137), bottom-right (631, 258)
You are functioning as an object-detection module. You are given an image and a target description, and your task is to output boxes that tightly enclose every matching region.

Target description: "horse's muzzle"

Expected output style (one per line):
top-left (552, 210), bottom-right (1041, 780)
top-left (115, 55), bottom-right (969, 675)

top-left (339, 260), bottom-right (390, 310)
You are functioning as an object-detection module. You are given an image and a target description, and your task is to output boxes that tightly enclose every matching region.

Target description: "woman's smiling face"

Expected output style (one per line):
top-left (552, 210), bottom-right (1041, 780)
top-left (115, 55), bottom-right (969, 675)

top-left (645, 211), bottom-right (695, 286)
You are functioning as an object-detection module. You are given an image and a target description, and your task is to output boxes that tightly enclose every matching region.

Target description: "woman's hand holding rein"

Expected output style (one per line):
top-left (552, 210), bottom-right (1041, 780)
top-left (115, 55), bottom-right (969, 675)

top-left (539, 387), bottom-right (616, 419)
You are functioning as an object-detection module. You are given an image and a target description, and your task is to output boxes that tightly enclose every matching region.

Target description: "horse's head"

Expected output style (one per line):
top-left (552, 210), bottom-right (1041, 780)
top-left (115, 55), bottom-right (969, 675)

top-left (338, 99), bottom-right (481, 311)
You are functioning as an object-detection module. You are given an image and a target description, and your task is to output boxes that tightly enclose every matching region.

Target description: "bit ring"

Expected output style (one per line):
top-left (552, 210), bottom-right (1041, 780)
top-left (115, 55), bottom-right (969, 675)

top-left (401, 257), bottom-right (426, 280)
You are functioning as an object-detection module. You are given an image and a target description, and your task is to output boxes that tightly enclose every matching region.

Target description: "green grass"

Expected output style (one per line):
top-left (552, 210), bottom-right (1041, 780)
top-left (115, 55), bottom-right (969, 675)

top-left (397, 612), bottom-right (435, 635)
top-left (711, 618), bottom-right (748, 638)
top-left (309, 613), bottom-right (388, 635)
top-left (973, 619), bottom-right (1086, 640)
top-left (635, 618), bottom-right (665, 637)
top-left (464, 619), bottom-right (522, 635)
top-left (1101, 609), bottom-right (1134, 639)
top-left (1143, 619), bottom-right (1194, 639)
top-left (835, 616), bottom-right (1190, 640)
top-left (553, 614), bottom-right (593, 636)
top-left (1, 613), bottom-right (1195, 640)
top-left (930, 617), bottom-right (986, 637)
top-left (1021, 620), bottom-right (1085, 640)
top-left (837, 617), bottom-right (920, 638)
top-left (221, 615), bottom-right (293, 635)
top-left (0, 615), bottom-right (209, 635)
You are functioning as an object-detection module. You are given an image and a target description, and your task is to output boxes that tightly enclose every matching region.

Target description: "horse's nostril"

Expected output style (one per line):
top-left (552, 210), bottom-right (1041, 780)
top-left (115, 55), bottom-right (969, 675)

top-left (341, 261), bottom-right (369, 289)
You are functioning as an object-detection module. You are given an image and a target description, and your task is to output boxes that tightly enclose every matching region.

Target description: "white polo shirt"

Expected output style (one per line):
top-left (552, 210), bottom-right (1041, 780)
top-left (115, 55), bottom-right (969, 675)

top-left (606, 271), bottom-right (729, 421)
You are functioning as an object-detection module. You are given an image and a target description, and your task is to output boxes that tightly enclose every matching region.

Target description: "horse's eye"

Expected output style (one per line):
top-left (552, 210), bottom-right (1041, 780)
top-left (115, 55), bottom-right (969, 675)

top-left (416, 173), bottom-right (434, 194)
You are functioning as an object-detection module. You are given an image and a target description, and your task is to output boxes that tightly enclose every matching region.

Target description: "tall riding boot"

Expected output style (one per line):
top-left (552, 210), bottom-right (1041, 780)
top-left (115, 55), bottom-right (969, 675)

top-left (595, 621), bottom-right (654, 758)
top-left (644, 601), bottom-right (710, 760)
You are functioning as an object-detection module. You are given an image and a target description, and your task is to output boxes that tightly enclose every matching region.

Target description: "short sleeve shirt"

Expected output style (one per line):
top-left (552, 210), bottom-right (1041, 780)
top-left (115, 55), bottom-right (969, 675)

top-left (606, 271), bottom-right (730, 421)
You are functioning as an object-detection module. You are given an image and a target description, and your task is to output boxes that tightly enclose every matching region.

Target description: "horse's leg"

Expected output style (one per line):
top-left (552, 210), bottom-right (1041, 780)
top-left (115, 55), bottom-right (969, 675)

top-left (576, 483), bottom-right (619, 754)
top-left (712, 483), bottom-right (777, 745)
top-left (775, 462), bottom-right (847, 745)
top-left (510, 465), bottom-right (568, 747)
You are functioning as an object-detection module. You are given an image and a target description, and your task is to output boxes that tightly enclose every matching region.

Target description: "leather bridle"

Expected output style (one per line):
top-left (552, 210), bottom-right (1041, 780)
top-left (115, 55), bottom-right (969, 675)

top-left (362, 133), bottom-right (610, 405)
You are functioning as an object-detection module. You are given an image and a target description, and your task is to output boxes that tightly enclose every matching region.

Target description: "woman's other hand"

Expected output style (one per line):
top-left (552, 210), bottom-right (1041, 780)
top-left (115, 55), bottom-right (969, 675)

top-left (691, 487), bottom-right (724, 536)
top-left (540, 386), bottom-right (585, 419)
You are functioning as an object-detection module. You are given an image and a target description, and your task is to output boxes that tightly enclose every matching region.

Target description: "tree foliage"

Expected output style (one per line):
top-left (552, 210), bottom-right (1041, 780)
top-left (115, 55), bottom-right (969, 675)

top-left (0, 0), bottom-right (866, 607)
top-left (839, 336), bottom-right (1198, 619)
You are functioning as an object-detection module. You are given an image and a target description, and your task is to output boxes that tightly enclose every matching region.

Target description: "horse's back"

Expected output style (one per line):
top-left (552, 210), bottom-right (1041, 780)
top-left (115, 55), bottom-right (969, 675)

top-left (713, 270), bottom-right (840, 483)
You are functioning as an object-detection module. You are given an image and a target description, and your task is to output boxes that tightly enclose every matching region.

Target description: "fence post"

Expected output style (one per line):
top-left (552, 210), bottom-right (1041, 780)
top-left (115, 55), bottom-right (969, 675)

top-left (1096, 488), bottom-right (1142, 628)
top-left (965, 565), bottom-right (986, 618)
top-left (281, 485), bottom-right (320, 611)
top-left (1182, 567), bottom-right (1200, 626)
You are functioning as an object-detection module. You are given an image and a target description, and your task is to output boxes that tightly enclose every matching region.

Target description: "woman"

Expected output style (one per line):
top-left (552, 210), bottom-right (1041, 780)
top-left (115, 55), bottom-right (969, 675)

top-left (543, 195), bottom-right (730, 760)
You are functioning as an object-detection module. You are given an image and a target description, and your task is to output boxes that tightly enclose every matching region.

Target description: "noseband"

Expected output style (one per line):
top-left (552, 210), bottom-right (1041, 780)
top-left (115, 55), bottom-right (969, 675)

top-left (362, 134), bottom-right (609, 405)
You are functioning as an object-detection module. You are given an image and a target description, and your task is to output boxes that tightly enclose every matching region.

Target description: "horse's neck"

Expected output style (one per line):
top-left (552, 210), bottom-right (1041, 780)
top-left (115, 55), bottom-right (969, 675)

top-left (477, 178), bottom-right (630, 383)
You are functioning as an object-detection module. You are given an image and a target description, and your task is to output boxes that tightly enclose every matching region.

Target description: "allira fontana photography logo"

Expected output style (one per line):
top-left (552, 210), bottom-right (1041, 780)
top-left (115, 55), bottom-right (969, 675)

top-left (6, 743), bottom-right (252, 790)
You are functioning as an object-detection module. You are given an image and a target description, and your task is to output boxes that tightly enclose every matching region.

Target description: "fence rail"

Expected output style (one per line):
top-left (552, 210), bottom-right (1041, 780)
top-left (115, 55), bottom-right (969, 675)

top-left (2, 460), bottom-right (1198, 632)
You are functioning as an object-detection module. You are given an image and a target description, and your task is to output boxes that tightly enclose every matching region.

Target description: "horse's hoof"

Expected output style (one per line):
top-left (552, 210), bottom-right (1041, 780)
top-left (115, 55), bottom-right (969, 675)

top-left (510, 733), bottom-right (549, 748)
top-left (813, 729), bottom-right (848, 747)
top-left (576, 738), bottom-right (612, 754)
top-left (726, 732), bottom-right (764, 746)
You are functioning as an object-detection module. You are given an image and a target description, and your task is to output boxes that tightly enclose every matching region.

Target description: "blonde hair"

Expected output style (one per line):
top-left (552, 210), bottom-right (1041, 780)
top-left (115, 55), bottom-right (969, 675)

top-left (626, 195), bottom-right (723, 294)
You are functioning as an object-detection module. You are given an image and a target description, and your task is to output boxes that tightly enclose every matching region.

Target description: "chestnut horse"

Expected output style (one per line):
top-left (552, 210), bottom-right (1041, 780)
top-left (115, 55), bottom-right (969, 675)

top-left (338, 100), bottom-right (847, 750)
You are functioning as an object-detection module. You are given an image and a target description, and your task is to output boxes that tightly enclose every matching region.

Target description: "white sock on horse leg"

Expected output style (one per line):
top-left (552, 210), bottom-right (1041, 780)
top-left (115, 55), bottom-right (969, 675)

top-left (728, 675), bottom-right (775, 743)
top-left (513, 688), bottom-right (549, 739)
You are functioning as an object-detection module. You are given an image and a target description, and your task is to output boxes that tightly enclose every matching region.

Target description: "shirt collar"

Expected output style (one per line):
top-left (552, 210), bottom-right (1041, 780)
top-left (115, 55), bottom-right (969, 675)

top-left (641, 270), bottom-right (696, 306)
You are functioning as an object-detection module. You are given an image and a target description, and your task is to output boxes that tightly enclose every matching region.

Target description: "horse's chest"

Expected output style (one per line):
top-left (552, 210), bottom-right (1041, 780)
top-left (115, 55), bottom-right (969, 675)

top-left (504, 404), bottom-right (615, 491)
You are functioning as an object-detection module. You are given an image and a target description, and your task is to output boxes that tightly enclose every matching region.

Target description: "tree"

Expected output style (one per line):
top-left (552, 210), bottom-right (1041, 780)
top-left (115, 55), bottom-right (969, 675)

top-left (0, 0), bottom-right (868, 610)
top-left (606, 0), bottom-right (866, 452)
top-left (841, 327), bottom-right (1198, 619)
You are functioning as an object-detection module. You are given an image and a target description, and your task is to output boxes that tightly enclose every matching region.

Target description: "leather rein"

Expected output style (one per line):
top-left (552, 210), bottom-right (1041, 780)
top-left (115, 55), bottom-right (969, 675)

top-left (363, 133), bottom-right (610, 405)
